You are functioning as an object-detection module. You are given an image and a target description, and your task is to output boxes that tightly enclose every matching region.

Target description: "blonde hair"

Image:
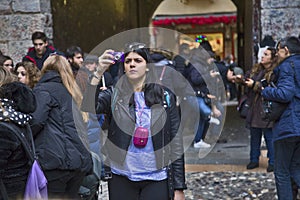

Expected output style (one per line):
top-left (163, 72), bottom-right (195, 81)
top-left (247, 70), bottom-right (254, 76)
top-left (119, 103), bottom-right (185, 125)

top-left (41, 55), bottom-right (88, 122)
top-left (0, 68), bottom-right (17, 110)
top-left (0, 67), bottom-right (17, 87)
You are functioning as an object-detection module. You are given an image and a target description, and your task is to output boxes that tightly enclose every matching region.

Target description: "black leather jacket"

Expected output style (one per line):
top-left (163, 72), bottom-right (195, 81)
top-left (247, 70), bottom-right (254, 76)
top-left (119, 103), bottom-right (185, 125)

top-left (82, 84), bottom-right (187, 197)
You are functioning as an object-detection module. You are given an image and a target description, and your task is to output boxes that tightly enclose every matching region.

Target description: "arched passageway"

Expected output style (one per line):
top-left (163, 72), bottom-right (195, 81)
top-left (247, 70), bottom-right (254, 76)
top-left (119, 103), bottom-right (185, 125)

top-left (51, 0), bottom-right (253, 69)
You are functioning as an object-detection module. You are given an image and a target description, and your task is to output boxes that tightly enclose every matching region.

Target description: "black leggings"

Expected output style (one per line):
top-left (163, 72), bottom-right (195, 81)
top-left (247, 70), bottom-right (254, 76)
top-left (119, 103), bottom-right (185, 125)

top-left (108, 173), bottom-right (169, 200)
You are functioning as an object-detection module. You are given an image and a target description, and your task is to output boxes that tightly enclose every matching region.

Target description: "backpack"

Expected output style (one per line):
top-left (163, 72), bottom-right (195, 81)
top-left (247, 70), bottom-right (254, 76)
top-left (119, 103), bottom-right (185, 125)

top-left (78, 152), bottom-right (102, 200)
top-left (0, 122), bottom-right (48, 200)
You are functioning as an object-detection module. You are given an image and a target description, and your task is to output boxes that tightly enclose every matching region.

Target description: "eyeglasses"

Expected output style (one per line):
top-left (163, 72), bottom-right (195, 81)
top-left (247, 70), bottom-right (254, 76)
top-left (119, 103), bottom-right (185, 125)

top-left (125, 42), bottom-right (146, 51)
top-left (3, 64), bottom-right (13, 67)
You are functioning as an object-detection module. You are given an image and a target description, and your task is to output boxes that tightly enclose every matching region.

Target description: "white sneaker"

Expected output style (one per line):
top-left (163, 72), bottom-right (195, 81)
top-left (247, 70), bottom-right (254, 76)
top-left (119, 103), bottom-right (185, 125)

top-left (193, 140), bottom-right (211, 148)
top-left (209, 117), bottom-right (220, 125)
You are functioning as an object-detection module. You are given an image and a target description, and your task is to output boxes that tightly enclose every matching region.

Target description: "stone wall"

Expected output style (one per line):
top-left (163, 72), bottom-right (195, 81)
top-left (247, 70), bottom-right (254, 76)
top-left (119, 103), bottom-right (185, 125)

top-left (0, 0), bottom-right (52, 63)
top-left (261, 0), bottom-right (300, 41)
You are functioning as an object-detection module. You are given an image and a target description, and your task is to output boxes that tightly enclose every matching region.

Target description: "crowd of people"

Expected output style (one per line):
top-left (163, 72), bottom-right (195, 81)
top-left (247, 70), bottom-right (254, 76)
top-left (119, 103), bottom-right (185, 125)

top-left (0, 30), bottom-right (299, 200)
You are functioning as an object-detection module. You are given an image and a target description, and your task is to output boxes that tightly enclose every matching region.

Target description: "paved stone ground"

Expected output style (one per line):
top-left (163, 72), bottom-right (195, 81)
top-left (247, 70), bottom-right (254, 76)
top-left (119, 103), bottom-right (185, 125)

top-left (185, 171), bottom-right (276, 200)
top-left (97, 103), bottom-right (299, 200)
top-left (98, 171), bottom-right (278, 200)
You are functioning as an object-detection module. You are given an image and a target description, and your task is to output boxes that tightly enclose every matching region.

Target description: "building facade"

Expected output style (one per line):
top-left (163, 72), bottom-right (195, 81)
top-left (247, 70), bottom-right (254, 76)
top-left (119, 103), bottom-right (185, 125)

top-left (0, 0), bottom-right (299, 68)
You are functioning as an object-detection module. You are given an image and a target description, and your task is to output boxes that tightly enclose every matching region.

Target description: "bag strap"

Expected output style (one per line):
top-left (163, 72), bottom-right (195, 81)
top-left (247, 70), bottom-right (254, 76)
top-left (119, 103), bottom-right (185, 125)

top-left (159, 66), bottom-right (166, 81)
top-left (0, 177), bottom-right (8, 200)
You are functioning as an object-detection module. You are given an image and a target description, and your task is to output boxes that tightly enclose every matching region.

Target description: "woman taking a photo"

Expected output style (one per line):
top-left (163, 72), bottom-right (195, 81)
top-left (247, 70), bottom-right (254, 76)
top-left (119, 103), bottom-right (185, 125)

top-left (82, 42), bottom-right (186, 200)
top-left (243, 47), bottom-right (277, 172)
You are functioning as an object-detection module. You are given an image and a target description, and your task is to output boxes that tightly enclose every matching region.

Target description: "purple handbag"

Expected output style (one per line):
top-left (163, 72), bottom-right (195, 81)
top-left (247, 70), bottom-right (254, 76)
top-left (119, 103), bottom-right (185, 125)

top-left (24, 160), bottom-right (48, 200)
top-left (133, 127), bottom-right (149, 148)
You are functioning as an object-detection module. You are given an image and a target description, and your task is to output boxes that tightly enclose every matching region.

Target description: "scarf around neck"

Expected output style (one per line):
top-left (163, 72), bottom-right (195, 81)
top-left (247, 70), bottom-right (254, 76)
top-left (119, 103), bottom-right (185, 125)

top-left (0, 98), bottom-right (32, 126)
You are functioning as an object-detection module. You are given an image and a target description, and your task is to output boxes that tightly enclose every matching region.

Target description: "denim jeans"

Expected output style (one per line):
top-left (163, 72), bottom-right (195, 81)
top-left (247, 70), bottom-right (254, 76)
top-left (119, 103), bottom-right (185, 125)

top-left (274, 137), bottom-right (300, 200)
top-left (187, 96), bottom-right (211, 143)
top-left (249, 127), bottom-right (274, 165)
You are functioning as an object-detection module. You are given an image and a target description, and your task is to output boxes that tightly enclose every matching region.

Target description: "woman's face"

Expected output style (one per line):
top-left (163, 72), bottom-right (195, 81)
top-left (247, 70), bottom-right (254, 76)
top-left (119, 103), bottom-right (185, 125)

top-left (16, 66), bottom-right (29, 85)
top-left (3, 59), bottom-right (13, 72)
top-left (124, 52), bottom-right (147, 82)
top-left (261, 49), bottom-right (272, 68)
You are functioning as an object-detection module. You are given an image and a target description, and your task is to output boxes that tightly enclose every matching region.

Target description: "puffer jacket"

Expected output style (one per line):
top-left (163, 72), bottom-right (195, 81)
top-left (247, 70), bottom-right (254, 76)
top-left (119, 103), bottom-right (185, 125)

top-left (82, 83), bottom-right (187, 196)
top-left (30, 70), bottom-right (92, 173)
top-left (262, 54), bottom-right (300, 141)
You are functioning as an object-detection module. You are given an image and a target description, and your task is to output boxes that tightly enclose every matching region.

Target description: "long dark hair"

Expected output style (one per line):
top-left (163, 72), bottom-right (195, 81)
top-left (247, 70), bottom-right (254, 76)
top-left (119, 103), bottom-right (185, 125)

top-left (117, 43), bottom-right (164, 107)
top-left (264, 47), bottom-right (278, 82)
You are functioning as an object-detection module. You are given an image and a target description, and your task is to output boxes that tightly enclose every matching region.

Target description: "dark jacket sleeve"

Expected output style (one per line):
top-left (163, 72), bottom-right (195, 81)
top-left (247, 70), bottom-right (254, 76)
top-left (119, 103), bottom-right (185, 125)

top-left (262, 61), bottom-right (295, 102)
top-left (168, 93), bottom-right (187, 190)
top-left (81, 83), bottom-right (112, 114)
top-left (104, 72), bottom-right (114, 87)
top-left (190, 67), bottom-right (207, 86)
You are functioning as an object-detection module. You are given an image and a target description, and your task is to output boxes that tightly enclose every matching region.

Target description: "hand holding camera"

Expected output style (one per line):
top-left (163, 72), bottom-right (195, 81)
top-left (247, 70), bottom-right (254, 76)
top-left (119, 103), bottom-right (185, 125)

top-left (235, 74), bottom-right (247, 85)
top-left (91, 50), bottom-right (117, 85)
top-left (111, 52), bottom-right (124, 61)
top-left (261, 78), bottom-right (268, 88)
top-left (244, 77), bottom-right (255, 88)
top-left (97, 49), bottom-right (115, 72)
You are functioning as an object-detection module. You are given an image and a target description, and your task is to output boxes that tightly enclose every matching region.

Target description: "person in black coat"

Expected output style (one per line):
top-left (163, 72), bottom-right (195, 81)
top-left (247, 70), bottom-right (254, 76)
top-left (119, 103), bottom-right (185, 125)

top-left (30, 54), bottom-right (93, 199)
top-left (0, 68), bottom-right (36, 199)
top-left (82, 42), bottom-right (187, 200)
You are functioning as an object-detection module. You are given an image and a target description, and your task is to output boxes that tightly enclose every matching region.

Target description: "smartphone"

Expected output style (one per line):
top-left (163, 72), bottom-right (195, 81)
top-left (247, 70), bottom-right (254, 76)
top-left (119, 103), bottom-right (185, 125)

top-left (261, 79), bottom-right (268, 87)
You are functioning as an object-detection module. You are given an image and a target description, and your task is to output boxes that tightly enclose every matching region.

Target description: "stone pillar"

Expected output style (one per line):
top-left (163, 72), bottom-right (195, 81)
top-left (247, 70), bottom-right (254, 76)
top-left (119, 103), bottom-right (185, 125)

top-left (0, 0), bottom-right (53, 63)
top-left (261, 0), bottom-right (300, 41)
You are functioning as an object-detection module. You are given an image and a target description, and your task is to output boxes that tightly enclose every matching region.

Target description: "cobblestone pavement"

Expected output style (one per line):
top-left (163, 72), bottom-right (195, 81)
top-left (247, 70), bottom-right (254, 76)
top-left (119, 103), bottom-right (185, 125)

top-left (98, 171), bottom-right (278, 200)
top-left (185, 171), bottom-right (276, 200)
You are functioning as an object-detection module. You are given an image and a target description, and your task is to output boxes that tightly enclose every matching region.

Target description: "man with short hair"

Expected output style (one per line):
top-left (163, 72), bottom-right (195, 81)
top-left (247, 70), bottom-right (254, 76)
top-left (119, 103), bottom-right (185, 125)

top-left (262, 36), bottom-right (300, 200)
top-left (22, 31), bottom-right (57, 69)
